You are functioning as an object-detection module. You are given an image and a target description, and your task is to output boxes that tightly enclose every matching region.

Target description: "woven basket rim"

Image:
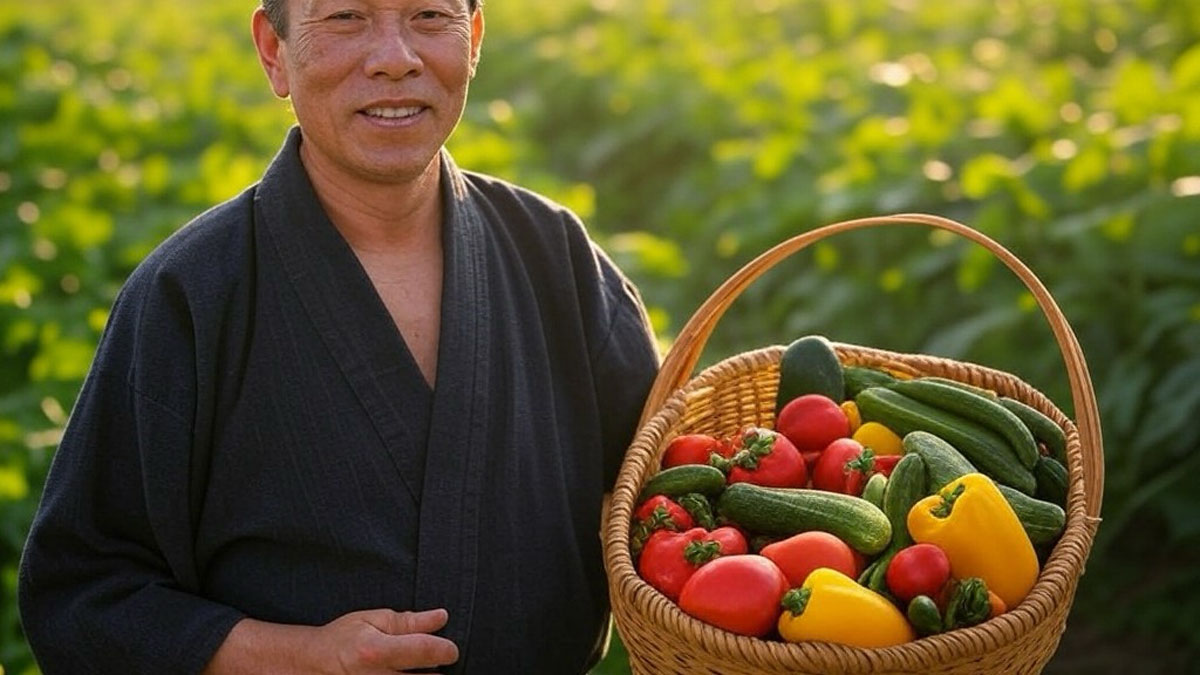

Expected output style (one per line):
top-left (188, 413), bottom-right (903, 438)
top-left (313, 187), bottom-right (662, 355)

top-left (604, 342), bottom-right (1100, 672)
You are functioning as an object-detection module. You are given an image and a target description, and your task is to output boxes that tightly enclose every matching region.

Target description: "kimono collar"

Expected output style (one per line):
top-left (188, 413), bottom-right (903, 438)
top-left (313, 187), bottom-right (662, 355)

top-left (255, 127), bottom-right (489, 664)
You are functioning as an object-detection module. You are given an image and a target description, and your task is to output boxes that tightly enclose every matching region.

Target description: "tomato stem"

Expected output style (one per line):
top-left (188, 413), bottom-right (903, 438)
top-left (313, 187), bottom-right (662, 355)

top-left (845, 447), bottom-right (876, 473)
top-left (730, 431), bottom-right (775, 470)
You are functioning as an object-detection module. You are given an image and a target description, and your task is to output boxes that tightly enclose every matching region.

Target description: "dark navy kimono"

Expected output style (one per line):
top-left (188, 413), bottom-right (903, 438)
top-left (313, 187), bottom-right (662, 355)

top-left (19, 128), bottom-right (659, 674)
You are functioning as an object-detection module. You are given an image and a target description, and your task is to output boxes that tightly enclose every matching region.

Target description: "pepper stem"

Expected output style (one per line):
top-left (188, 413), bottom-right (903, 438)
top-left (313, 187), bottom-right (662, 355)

top-left (780, 587), bottom-right (811, 616)
top-left (678, 493), bottom-right (717, 530)
top-left (630, 522), bottom-right (651, 557)
top-left (683, 540), bottom-right (722, 566)
top-left (931, 483), bottom-right (967, 518)
top-left (647, 505), bottom-right (681, 532)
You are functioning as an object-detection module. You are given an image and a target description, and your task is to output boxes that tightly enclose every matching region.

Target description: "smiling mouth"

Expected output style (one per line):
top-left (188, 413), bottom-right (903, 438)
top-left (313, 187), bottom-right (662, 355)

top-left (361, 106), bottom-right (426, 120)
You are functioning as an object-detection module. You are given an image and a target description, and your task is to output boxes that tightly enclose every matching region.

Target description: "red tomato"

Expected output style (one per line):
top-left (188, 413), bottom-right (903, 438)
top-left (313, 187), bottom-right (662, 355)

top-left (678, 555), bottom-right (790, 637)
top-left (758, 531), bottom-right (860, 587)
top-left (775, 394), bottom-right (850, 456)
top-left (638, 527), bottom-right (748, 601)
top-left (811, 438), bottom-right (867, 494)
top-left (662, 434), bottom-right (730, 469)
top-left (810, 438), bottom-right (902, 495)
top-left (725, 427), bottom-right (807, 488)
top-left (886, 543), bottom-right (953, 603)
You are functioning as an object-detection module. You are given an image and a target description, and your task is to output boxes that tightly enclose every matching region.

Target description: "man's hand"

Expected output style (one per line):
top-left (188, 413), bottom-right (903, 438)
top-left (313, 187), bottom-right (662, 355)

top-left (323, 608), bottom-right (459, 673)
top-left (205, 608), bottom-right (459, 674)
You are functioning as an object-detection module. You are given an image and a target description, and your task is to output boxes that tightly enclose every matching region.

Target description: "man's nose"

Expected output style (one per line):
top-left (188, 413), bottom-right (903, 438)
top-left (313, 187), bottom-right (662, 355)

top-left (363, 24), bottom-right (423, 79)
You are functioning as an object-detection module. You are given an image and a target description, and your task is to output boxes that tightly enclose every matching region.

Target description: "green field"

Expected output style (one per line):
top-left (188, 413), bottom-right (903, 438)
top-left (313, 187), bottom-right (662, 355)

top-left (3, 1), bottom-right (1200, 672)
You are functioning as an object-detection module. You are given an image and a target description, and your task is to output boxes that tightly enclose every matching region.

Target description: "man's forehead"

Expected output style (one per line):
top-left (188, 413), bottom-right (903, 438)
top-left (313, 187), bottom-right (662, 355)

top-left (292, 0), bottom-right (471, 11)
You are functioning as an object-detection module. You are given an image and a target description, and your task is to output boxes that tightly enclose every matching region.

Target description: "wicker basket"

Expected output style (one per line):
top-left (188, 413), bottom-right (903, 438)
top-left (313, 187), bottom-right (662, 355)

top-left (602, 214), bottom-right (1104, 674)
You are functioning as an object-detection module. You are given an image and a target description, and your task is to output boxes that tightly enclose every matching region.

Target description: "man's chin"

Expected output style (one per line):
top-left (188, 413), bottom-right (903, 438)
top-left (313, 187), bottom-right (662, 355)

top-left (351, 153), bottom-right (442, 186)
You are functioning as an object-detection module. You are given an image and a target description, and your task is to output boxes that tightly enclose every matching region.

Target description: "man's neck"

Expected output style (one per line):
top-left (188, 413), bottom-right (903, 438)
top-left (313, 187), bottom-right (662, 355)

top-left (299, 145), bottom-right (444, 254)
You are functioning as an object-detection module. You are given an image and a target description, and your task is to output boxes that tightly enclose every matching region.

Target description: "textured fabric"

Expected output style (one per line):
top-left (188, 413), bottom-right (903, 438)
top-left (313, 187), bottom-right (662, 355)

top-left (19, 128), bottom-right (660, 674)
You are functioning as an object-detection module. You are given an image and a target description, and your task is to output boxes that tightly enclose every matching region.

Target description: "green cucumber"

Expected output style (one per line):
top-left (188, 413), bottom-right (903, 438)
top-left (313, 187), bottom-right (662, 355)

top-left (882, 453), bottom-right (927, 549)
top-left (638, 464), bottom-right (726, 502)
top-left (901, 431), bottom-right (975, 492)
top-left (889, 378), bottom-right (1039, 470)
top-left (918, 376), bottom-right (999, 401)
top-left (843, 365), bottom-right (898, 398)
top-left (715, 483), bottom-right (892, 555)
top-left (999, 397), bottom-right (1068, 465)
top-left (864, 549), bottom-right (895, 593)
top-left (907, 595), bottom-right (944, 637)
top-left (1034, 456), bottom-right (1069, 508)
top-left (856, 387), bottom-right (1036, 495)
top-left (857, 558), bottom-right (877, 585)
top-left (776, 335), bottom-right (845, 411)
top-left (860, 453), bottom-right (929, 595)
top-left (996, 483), bottom-right (1066, 546)
top-left (862, 473), bottom-right (888, 509)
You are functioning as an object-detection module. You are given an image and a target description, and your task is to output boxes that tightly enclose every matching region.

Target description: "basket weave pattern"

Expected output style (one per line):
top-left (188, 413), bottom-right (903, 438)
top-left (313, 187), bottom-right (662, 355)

top-left (602, 215), bottom-right (1103, 674)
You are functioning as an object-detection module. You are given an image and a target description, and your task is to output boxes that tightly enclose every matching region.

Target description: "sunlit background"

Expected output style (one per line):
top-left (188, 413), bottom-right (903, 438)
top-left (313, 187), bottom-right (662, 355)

top-left (2, 0), bottom-right (1199, 672)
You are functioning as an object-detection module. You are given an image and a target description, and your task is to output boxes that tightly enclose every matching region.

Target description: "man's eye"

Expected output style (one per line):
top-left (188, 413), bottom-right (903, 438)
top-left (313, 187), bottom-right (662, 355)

top-left (415, 10), bottom-right (448, 20)
top-left (328, 11), bottom-right (362, 20)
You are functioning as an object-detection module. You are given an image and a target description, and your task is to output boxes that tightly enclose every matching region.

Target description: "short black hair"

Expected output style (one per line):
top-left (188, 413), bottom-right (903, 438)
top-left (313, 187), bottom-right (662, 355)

top-left (262, 0), bottom-right (481, 39)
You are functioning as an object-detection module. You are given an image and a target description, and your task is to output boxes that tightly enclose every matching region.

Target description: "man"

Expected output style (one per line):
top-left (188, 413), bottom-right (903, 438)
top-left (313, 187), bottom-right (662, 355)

top-left (18, 1), bottom-right (659, 672)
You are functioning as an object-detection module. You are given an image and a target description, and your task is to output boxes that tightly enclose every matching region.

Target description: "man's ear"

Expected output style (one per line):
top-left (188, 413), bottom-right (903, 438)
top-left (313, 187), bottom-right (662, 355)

top-left (252, 8), bottom-right (290, 98)
top-left (469, 8), bottom-right (485, 78)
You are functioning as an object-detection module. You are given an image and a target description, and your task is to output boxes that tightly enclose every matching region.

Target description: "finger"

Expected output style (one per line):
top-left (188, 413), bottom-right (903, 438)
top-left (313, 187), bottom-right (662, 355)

top-left (383, 632), bottom-right (459, 670)
top-left (382, 608), bottom-right (450, 636)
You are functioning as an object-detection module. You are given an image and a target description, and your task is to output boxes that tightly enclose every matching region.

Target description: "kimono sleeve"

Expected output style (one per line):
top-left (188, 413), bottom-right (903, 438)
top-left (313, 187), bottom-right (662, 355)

top-left (18, 275), bottom-right (244, 674)
top-left (588, 270), bottom-right (661, 489)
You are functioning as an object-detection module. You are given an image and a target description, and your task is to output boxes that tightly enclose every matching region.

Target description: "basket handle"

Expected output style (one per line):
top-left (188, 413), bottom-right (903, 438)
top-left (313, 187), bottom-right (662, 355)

top-left (640, 213), bottom-right (1103, 518)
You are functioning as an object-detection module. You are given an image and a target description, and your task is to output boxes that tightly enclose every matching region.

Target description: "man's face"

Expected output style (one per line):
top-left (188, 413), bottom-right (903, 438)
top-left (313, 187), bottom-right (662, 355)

top-left (254, 0), bottom-right (483, 186)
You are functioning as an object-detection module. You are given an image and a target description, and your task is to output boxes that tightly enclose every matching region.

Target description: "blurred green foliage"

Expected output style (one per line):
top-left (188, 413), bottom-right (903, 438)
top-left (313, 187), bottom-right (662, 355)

top-left (3, 0), bottom-right (1199, 672)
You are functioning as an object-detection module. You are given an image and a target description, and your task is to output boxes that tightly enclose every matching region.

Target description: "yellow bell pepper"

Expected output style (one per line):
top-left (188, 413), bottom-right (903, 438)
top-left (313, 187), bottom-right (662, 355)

top-left (907, 473), bottom-right (1038, 608)
top-left (777, 568), bottom-right (914, 647)
top-left (852, 421), bottom-right (903, 456)
top-left (840, 401), bottom-right (862, 433)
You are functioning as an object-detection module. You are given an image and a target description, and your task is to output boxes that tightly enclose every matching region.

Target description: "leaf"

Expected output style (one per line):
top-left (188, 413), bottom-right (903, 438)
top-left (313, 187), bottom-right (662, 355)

top-left (29, 336), bottom-right (95, 382)
top-left (1098, 355), bottom-right (1155, 442)
top-left (0, 465), bottom-right (28, 501)
top-left (1111, 58), bottom-right (1163, 124)
top-left (1127, 358), bottom-right (1200, 461)
top-left (921, 306), bottom-right (1021, 359)
top-left (960, 154), bottom-right (1013, 199)
top-left (956, 243), bottom-right (996, 292)
top-left (606, 231), bottom-right (689, 279)
top-left (1128, 372), bottom-right (1200, 461)
top-left (1063, 145), bottom-right (1109, 193)
top-left (1157, 479), bottom-right (1200, 543)
top-left (1171, 43), bottom-right (1200, 90)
